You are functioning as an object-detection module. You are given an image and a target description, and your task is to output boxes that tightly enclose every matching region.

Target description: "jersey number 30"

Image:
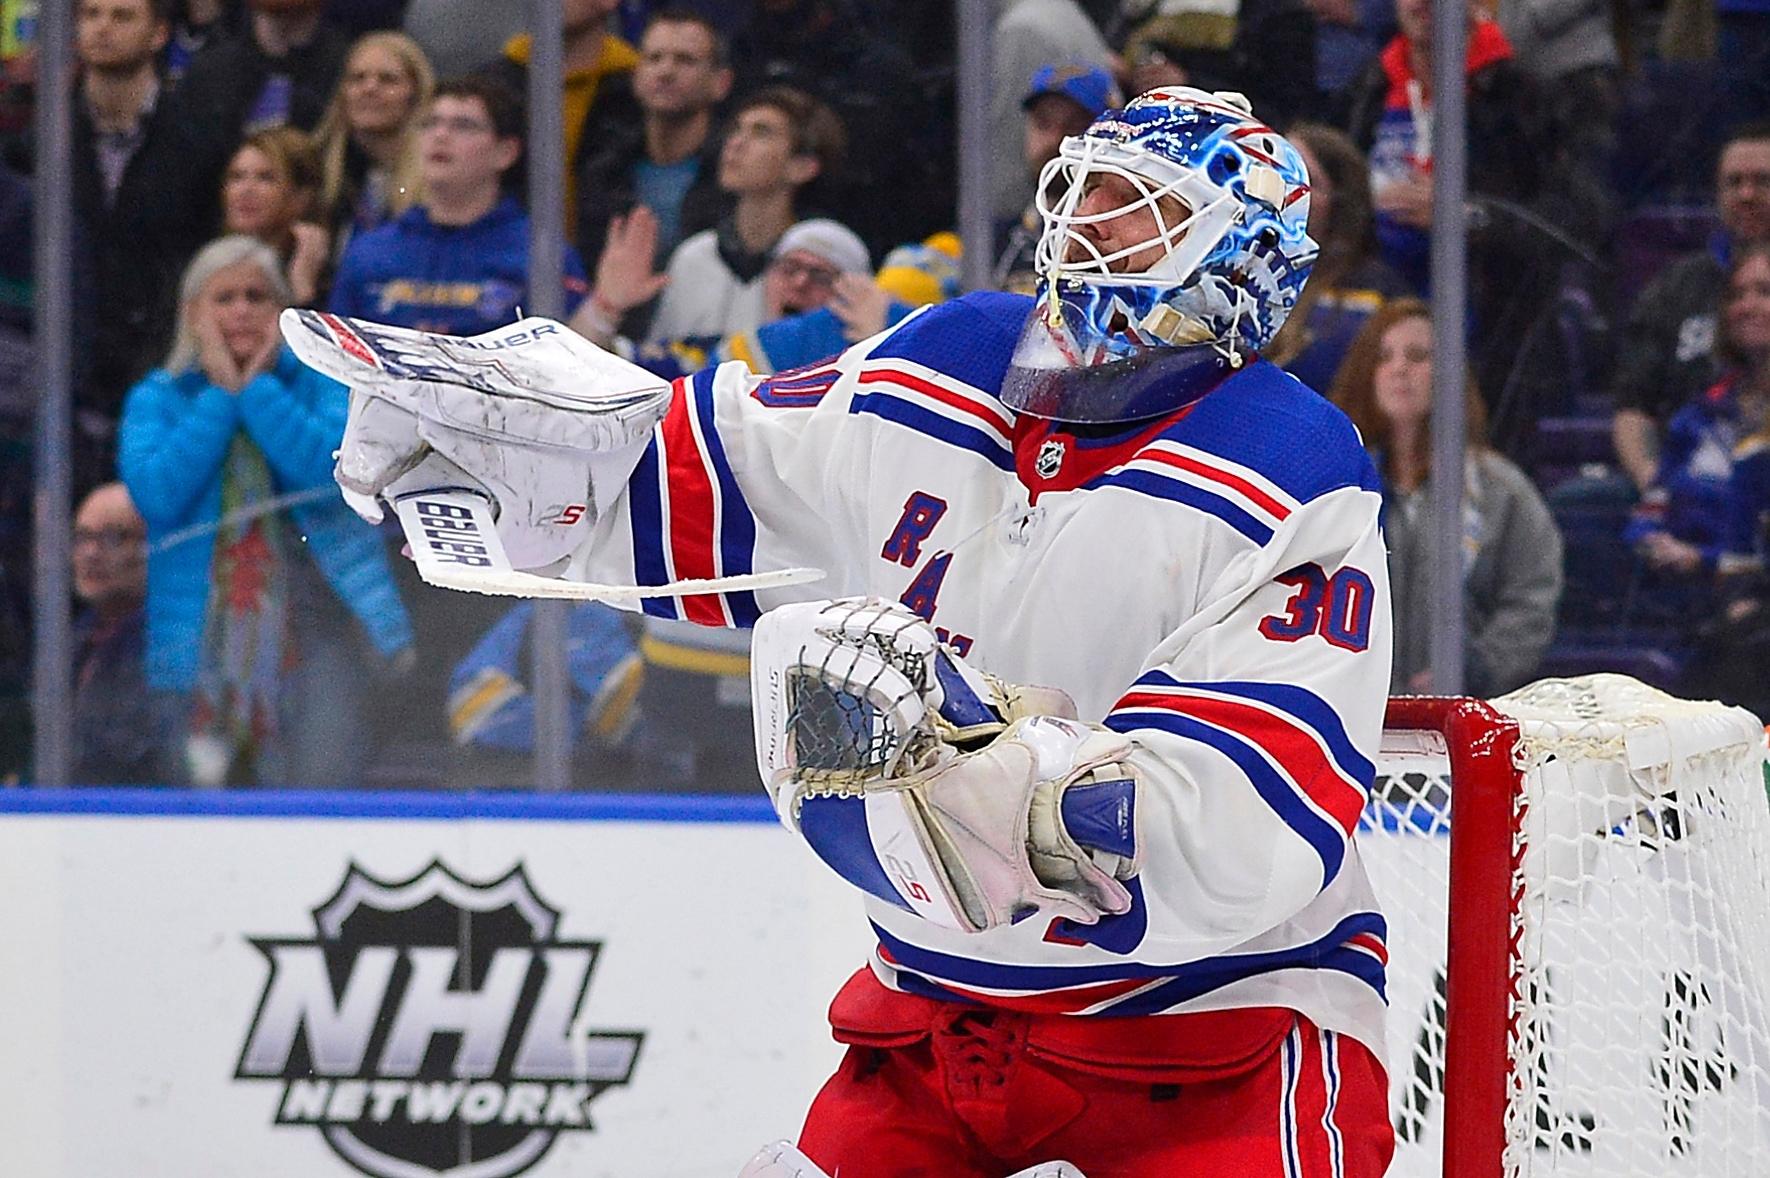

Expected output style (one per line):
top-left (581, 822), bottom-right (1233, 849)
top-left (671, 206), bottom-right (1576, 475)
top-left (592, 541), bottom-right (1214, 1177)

top-left (1258, 563), bottom-right (1374, 652)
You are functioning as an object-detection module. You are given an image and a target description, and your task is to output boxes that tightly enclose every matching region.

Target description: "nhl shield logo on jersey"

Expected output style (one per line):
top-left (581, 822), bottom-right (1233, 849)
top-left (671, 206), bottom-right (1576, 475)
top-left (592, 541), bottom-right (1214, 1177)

top-left (235, 861), bottom-right (642, 1178)
top-left (1036, 438), bottom-right (1066, 479)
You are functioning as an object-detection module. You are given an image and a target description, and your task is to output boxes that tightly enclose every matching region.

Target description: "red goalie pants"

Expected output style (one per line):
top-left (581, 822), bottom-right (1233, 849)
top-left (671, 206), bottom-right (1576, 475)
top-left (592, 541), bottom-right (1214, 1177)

top-left (798, 969), bottom-right (1393, 1178)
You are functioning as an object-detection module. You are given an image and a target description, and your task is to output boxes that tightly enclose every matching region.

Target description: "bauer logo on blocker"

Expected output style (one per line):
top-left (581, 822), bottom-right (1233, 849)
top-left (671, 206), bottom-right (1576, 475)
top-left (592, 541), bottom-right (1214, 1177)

top-left (236, 861), bottom-right (642, 1178)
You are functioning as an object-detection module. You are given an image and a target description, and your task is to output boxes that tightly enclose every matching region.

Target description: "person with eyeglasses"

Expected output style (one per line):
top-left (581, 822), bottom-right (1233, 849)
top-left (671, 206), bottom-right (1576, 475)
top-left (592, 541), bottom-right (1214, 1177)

top-left (326, 75), bottom-right (590, 337)
top-left (68, 482), bottom-right (156, 785)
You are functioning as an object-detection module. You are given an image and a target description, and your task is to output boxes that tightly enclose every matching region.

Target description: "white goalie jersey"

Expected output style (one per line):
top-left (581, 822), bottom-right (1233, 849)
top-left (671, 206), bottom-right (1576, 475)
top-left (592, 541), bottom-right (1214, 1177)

top-left (566, 290), bottom-right (1395, 1058)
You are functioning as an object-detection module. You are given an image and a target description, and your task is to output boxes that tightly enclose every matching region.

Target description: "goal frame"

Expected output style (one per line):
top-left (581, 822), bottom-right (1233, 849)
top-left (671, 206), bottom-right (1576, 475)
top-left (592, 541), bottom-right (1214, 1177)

top-left (1384, 696), bottom-right (1526, 1178)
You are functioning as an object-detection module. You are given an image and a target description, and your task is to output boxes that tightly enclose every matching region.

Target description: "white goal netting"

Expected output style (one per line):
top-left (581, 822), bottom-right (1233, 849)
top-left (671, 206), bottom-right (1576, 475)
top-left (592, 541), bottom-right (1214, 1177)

top-left (1365, 675), bottom-right (1770, 1177)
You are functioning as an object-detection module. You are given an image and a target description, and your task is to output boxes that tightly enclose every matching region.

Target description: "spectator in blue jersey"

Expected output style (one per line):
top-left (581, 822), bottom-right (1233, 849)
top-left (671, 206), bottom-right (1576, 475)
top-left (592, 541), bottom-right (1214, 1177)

top-left (1627, 245), bottom-right (1770, 622)
top-left (328, 76), bottom-right (589, 335)
top-left (166, 0), bottom-right (351, 227)
top-left (1266, 123), bottom-right (1412, 396)
top-left (1330, 297), bottom-right (1564, 695)
top-left (119, 235), bottom-right (413, 786)
top-left (1700, 358), bottom-right (1770, 717)
top-left (446, 601), bottom-right (643, 787)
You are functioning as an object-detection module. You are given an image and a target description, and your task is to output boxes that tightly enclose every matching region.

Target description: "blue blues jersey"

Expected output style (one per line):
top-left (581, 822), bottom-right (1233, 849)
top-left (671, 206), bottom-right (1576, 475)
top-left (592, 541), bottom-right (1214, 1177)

top-left (328, 197), bottom-right (588, 337)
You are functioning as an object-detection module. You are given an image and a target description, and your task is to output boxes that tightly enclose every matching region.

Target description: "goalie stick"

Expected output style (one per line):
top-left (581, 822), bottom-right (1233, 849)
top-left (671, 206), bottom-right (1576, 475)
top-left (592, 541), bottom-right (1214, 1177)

top-left (393, 487), bottom-right (820, 602)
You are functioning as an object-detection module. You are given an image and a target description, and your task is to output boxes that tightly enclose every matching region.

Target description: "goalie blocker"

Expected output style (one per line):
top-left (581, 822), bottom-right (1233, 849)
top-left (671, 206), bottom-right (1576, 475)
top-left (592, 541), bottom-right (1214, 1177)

top-left (750, 598), bottom-right (1141, 933)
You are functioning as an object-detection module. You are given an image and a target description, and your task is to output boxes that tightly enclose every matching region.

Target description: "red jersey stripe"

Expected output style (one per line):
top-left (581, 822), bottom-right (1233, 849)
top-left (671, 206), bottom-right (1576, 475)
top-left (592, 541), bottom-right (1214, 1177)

top-left (859, 367), bottom-right (1014, 435)
top-left (658, 379), bottom-right (726, 626)
top-left (1114, 689), bottom-right (1365, 834)
top-left (1137, 446), bottom-right (1293, 521)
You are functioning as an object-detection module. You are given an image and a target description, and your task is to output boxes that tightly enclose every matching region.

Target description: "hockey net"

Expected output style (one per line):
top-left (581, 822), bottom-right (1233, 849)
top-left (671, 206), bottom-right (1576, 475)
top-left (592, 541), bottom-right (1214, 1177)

top-left (1367, 675), bottom-right (1770, 1178)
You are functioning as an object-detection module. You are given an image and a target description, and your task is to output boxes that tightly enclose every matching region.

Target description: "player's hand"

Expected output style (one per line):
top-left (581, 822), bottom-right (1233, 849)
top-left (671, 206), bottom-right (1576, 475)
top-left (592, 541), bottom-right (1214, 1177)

top-left (751, 598), bottom-right (1133, 933)
top-left (281, 309), bottom-right (673, 568)
top-left (829, 273), bottom-right (892, 342)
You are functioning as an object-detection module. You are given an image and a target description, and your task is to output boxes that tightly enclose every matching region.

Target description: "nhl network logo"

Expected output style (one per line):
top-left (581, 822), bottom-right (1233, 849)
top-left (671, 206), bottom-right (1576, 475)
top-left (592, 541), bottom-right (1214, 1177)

top-left (235, 861), bottom-right (643, 1178)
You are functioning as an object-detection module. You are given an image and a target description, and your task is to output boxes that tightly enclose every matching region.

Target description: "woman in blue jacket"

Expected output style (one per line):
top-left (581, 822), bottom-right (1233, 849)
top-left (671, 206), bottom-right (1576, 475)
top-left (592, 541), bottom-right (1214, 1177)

top-left (119, 235), bottom-right (413, 786)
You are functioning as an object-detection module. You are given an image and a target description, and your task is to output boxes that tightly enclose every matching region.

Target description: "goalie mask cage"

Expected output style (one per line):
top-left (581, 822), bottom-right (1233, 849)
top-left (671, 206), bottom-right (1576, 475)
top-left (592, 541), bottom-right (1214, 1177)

top-left (1372, 675), bottom-right (1770, 1178)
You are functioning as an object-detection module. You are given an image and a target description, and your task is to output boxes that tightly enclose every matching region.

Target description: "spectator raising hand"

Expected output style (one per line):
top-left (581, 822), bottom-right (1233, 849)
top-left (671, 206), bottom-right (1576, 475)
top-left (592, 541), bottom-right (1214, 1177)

top-left (829, 272), bottom-right (891, 342)
top-left (574, 207), bottom-right (670, 347)
top-left (286, 220), bottom-right (333, 307)
top-left (221, 127), bottom-right (334, 306)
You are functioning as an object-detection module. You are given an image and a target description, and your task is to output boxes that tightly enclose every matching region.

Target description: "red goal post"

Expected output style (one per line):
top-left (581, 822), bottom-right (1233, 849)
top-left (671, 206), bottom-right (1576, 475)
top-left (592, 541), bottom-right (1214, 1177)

top-left (1374, 678), bottom-right (1770, 1178)
top-left (1384, 695), bottom-right (1523, 1178)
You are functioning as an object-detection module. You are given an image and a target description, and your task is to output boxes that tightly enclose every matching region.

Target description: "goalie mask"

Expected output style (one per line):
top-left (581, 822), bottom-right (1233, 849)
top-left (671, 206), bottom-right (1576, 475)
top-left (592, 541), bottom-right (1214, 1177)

top-left (1001, 87), bottom-right (1317, 423)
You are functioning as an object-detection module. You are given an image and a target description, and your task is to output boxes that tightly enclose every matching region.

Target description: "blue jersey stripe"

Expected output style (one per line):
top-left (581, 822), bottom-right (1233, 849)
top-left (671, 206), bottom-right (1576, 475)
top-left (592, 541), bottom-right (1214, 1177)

top-left (690, 368), bottom-right (761, 626)
top-left (1088, 468), bottom-right (1274, 544)
top-left (1108, 932), bottom-right (1389, 1016)
top-left (1159, 360), bottom-right (1383, 505)
top-left (849, 390), bottom-right (1014, 471)
top-left (1145, 673), bottom-right (1377, 790)
top-left (627, 438), bottom-right (680, 621)
top-left (1105, 709), bottom-right (1346, 885)
top-left (865, 291), bottom-right (1030, 394)
top-left (873, 911), bottom-right (1387, 1002)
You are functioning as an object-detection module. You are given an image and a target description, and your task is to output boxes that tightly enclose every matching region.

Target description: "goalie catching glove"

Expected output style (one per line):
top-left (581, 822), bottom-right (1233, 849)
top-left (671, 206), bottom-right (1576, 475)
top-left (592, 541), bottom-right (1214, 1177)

top-left (751, 598), bottom-right (1142, 933)
top-left (280, 309), bottom-right (672, 572)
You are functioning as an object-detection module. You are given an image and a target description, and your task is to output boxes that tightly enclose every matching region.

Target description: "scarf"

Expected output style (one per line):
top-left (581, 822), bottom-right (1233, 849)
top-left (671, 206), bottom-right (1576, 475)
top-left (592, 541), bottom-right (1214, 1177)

top-left (187, 434), bottom-right (291, 784)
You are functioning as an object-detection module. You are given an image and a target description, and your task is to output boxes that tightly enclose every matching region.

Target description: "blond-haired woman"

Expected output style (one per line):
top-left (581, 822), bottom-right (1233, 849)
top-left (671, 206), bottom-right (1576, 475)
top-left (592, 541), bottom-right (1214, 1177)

top-left (118, 236), bottom-right (412, 786)
top-left (310, 31), bottom-right (435, 256)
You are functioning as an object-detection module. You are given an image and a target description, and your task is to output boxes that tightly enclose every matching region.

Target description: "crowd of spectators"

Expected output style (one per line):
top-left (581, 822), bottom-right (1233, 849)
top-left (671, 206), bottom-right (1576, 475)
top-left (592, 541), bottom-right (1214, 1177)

top-left (0, 0), bottom-right (1767, 789)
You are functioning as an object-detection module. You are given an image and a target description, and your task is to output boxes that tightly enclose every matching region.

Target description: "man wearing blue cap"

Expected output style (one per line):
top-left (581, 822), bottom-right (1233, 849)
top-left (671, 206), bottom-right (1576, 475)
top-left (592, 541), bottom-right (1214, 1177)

top-left (994, 63), bottom-right (1121, 292)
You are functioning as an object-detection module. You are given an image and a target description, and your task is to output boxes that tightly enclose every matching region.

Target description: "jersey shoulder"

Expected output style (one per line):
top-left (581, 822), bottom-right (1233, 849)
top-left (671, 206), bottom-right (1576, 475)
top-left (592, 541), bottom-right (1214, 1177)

top-left (1159, 360), bottom-right (1381, 507)
top-left (865, 290), bottom-right (1034, 393)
